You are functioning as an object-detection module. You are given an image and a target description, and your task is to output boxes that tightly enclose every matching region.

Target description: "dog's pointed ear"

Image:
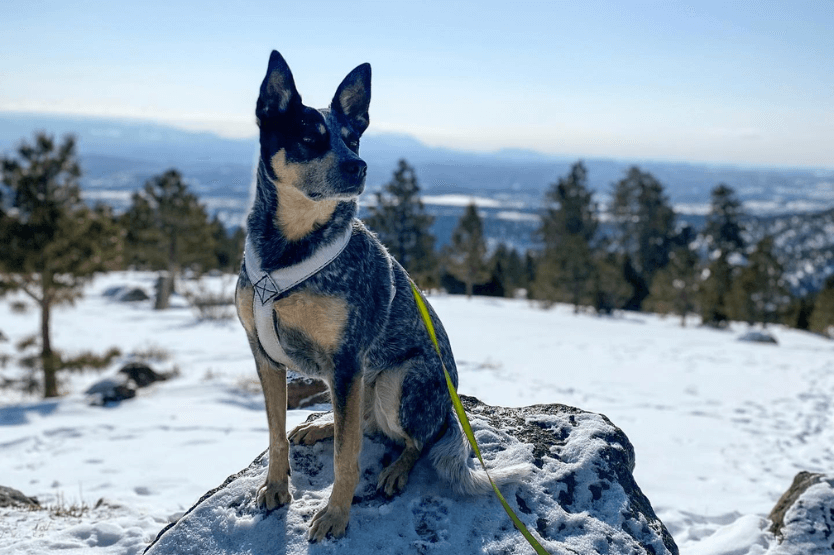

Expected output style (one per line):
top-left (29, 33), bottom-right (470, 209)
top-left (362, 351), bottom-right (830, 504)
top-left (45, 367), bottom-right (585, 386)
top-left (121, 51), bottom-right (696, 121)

top-left (331, 63), bottom-right (371, 136)
top-left (256, 50), bottom-right (301, 122)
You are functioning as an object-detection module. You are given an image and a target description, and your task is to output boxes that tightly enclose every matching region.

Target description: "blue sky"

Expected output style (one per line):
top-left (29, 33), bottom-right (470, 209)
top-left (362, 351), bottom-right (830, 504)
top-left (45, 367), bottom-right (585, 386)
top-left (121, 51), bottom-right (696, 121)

top-left (1, 0), bottom-right (832, 167)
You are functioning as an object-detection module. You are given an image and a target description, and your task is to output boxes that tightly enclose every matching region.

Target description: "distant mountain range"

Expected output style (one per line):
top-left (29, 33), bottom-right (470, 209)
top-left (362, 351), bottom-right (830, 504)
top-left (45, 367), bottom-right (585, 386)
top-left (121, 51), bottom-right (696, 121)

top-left (2, 112), bottom-right (833, 292)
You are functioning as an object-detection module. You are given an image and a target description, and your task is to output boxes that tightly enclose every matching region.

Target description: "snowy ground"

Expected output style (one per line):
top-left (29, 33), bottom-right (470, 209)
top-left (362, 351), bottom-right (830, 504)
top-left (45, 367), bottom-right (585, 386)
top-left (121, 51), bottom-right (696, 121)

top-left (1, 272), bottom-right (832, 554)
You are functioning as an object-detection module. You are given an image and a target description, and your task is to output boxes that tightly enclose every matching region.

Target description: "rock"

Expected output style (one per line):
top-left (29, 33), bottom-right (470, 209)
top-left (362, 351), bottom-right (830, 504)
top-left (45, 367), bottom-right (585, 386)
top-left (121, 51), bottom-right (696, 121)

top-left (0, 485), bottom-right (40, 509)
top-left (144, 396), bottom-right (677, 555)
top-left (103, 286), bottom-right (150, 302)
top-left (86, 363), bottom-right (167, 406)
top-left (85, 377), bottom-right (137, 406)
top-left (119, 362), bottom-right (167, 388)
top-left (286, 371), bottom-right (329, 409)
top-left (768, 471), bottom-right (834, 554)
top-left (738, 330), bottom-right (779, 344)
top-left (119, 288), bottom-right (150, 302)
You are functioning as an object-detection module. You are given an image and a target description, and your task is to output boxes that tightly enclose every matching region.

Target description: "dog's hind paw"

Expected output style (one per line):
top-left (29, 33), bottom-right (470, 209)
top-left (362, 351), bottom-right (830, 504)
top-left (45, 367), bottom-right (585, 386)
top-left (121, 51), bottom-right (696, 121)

top-left (256, 480), bottom-right (292, 510)
top-left (289, 420), bottom-right (335, 446)
top-left (377, 462), bottom-right (411, 497)
top-left (308, 503), bottom-right (349, 542)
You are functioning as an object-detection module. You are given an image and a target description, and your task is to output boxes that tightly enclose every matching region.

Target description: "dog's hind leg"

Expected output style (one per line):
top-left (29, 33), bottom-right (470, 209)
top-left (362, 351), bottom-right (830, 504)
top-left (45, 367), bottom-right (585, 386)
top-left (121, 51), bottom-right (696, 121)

top-left (309, 370), bottom-right (364, 542)
top-left (255, 353), bottom-right (293, 510)
top-left (377, 437), bottom-right (422, 496)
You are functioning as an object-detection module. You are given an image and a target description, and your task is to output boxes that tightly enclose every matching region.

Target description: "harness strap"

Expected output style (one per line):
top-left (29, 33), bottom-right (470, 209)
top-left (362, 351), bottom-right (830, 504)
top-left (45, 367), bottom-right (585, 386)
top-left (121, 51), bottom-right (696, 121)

top-left (243, 225), bottom-right (353, 364)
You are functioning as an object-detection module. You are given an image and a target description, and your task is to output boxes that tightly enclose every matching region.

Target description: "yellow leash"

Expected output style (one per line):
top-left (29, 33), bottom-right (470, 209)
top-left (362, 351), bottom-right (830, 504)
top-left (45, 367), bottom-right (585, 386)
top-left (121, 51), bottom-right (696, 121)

top-left (409, 282), bottom-right (551, 555)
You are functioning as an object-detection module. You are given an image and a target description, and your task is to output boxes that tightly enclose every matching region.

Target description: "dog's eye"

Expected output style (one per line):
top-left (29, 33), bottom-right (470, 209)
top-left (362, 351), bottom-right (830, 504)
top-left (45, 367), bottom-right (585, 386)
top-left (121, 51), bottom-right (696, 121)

top-left (302, 136), bottom-right (318, 145)
top-left (347, 138), bottom-right (359, 150)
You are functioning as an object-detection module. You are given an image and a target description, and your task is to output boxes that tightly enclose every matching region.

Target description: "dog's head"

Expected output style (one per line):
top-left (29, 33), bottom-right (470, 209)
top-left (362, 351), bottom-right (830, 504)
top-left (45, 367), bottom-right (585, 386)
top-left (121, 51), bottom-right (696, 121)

top-left (256, 50), bottom-right (371, 201)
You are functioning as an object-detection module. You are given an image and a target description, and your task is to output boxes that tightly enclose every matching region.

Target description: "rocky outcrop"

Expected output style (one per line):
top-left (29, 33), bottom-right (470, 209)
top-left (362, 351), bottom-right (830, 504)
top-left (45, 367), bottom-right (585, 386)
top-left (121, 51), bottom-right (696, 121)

top-left (0, 486), bottom-right (40, 509)
top-left (85, 362), bottom-right (170, 406)
top-left (768, 471), bottom-right (834, 554)
top-left (286, 372), bottom-right (329, 409)
top-left (144, 396), bottom-right (677, 554)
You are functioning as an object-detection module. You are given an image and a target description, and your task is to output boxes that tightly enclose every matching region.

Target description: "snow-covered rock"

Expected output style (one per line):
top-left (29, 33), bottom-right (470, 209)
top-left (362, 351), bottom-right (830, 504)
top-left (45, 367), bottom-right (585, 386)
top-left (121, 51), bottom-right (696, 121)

top-left (738, 330), bottom-right (779, 344)
top-left (768, 471), bottom-right (834, 554)
top-left (144, 396), bottom-right (678, 555)
top-left (0, 486), bottom-right (39, 509)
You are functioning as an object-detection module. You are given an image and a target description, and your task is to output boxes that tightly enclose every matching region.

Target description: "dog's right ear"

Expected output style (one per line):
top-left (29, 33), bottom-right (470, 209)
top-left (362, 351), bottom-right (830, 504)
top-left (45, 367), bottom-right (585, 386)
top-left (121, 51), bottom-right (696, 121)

top-left (256, 50), bottom-right (301, 122)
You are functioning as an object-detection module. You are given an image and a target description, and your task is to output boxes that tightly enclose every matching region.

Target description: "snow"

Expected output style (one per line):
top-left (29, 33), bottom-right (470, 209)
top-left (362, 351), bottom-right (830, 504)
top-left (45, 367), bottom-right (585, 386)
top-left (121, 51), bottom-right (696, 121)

top-left (1, 272), bottom-right (833, 554)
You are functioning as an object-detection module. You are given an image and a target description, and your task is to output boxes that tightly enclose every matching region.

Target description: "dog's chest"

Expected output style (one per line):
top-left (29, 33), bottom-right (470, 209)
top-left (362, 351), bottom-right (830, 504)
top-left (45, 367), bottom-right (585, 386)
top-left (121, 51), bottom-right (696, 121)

top-left (252, 290), bottom-right (349, 370)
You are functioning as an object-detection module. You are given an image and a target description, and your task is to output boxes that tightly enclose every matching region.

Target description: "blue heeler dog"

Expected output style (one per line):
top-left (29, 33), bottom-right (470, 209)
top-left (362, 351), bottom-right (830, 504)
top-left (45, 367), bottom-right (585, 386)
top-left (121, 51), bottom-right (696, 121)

top-left (236, 50), bottom-right (527, 541)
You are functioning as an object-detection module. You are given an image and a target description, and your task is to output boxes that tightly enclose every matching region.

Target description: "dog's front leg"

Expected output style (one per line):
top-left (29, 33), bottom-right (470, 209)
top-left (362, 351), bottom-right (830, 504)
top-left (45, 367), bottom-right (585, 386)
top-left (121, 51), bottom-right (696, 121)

top-left (255, 355), bottom-right (292, 510)
top-left (309, 371), bottom-right (364, 542)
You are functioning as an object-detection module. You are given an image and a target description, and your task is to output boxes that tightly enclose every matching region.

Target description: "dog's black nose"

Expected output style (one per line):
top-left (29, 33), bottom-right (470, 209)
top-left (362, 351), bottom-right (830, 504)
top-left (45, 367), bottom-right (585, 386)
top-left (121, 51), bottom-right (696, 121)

top-left (341, 160), bottom-right (367, 180)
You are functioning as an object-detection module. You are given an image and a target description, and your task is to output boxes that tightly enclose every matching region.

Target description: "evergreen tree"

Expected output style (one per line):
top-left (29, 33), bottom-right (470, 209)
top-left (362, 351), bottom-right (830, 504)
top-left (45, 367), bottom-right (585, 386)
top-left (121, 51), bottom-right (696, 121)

top-left (644, 226), bottom-right (699, 326)
top-left (610, 167), bottom-right (676, 310)
top-left (121, 169), bottom-right (216, 309)
top-left (0, 133), bottom-right (122, 397)
top-left (730, 236), bottom-right (787, 326)
top-left (808, 275), bottom-right (834, 337)
top-left (533, 161), bottom-right (598, 311)
top-left (488, 243), bottom-right (526, 297)
top-left (591, 249), bottom-right (632, 315)
top-left (210, 219), bottom-right (246, 272)
top-left (364, 160), bottom-right (437, 286)
top-left (703, 184), bottom-right (745, 255)
top-left (443, 202), bottom-right (490, 298)
top-left (700, 184), bottom-right (745, 326)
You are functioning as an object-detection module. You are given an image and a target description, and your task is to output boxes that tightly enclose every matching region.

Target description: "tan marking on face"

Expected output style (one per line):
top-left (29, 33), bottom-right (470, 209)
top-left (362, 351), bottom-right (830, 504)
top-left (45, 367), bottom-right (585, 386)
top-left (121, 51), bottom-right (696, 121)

top-left (273, 292), bottom-right (348, 352)
top-left (270, 150), bottom-right (338, 241)
top-left (341, 127), bottom-right (350, 139)
top-left (318, 123), bottom-right (326, 135)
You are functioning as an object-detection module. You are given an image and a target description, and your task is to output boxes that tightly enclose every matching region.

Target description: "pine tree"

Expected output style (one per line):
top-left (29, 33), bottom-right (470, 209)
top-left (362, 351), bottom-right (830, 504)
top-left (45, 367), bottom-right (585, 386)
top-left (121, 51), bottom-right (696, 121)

top-left (120, 169), bottom-right (216, 309)
top-left (644, 226), bottom-right (699, 326)
top-left (700, 184), bottom-right (745, 326)
top-left (533, 161), bottom-right (598, 311)
top-left (488, 243), bottom-right (526, 297)
top-left (610, 167), bottom-right (676, 310)
top-left (444, 202), bottom-right (490, 298)
top-left (0, 133), bottom-right (122, 397)
top-left (809, 276), bottom-right (834, 337)
top-left (364, 159), bottom-right (437, 286)
top-left (730, 236), bottom-right (787, 326)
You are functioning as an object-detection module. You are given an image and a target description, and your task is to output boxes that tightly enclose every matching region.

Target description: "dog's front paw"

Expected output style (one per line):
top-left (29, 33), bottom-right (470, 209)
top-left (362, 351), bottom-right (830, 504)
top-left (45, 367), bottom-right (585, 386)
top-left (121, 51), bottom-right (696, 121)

top-left (308, 503), bottom-right (349, 542)
top-left (289, 420), bottom-right (334, 446)
top-left (256, 480), bottom-right (292, 510)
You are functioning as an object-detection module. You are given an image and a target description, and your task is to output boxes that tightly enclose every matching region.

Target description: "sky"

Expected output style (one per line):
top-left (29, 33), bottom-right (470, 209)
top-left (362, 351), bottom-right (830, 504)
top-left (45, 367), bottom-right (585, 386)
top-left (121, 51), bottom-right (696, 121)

top-left (1, 0), bottom-right (832, 168)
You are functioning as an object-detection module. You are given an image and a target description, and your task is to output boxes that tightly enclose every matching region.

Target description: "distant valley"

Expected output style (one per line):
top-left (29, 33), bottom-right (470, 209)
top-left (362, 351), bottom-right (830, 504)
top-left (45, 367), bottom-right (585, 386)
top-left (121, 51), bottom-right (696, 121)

top-left (2, 112), bottom-right (833, 292)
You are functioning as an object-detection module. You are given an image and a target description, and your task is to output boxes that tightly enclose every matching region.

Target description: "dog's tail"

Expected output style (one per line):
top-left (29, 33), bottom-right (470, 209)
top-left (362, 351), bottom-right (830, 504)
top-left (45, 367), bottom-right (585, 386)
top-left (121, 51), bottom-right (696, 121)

top-left (428, 412), bottom-right (532, 495)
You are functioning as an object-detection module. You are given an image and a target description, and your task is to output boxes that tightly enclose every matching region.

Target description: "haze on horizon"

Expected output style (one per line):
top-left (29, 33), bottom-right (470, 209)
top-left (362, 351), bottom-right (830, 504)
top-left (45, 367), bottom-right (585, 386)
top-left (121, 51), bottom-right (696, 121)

top-left (1, 0), bottom-right (832, 169)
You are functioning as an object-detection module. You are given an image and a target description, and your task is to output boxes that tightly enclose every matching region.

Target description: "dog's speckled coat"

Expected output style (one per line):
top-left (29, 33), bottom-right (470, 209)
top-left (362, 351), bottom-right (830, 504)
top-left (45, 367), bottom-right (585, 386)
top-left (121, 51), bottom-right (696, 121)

top-left (236, 50), bottom-right (526, 542)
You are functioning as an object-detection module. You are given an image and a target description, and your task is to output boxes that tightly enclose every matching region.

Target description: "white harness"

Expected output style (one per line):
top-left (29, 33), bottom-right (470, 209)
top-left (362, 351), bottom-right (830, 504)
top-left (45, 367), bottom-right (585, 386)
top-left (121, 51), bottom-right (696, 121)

top-left (243, 225), bottom-right (353, 365)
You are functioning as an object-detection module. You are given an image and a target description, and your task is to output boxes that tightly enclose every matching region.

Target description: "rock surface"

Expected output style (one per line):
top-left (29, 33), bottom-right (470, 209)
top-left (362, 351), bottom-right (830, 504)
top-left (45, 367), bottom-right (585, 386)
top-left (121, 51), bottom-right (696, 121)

top-left (738, 330), bottom-right (779, 344)
top-left (286, 372), bottom-right (329, 410)
top-left (767, 471), bottom-right (834, 554)
top-left (85, 362), bottom-right (169, 406)
top-left (144, 396), bottom-right (677, 554)
top-left (0, 486), bottom-right (40, 509)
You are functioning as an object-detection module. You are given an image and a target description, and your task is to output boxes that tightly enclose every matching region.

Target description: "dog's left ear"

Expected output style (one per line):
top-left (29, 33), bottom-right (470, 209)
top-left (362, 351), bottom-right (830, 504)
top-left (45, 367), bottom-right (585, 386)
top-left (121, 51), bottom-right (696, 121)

top-left (331, 63), bottom-right (371, 136)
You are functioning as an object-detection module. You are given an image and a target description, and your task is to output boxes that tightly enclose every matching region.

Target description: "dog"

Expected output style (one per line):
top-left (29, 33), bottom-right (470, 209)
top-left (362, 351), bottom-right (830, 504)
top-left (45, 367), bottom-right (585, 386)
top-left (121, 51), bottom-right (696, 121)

top-left (236, 50), bottom-right (526, 542)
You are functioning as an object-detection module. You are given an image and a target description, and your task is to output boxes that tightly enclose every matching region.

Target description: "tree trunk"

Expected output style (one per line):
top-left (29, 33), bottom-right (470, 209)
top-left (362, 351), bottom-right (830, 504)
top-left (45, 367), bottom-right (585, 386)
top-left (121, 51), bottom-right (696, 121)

top-left (154, 271), bottom-right (174, 310)
top-left (40, 299), bottom-right (59, 398)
